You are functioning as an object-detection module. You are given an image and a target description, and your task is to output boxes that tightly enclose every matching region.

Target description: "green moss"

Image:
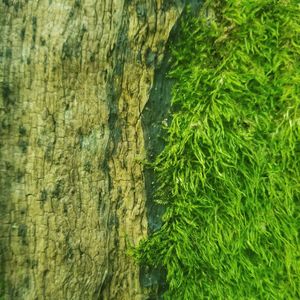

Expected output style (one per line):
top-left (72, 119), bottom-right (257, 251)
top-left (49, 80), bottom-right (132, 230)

top-left (135, 1), bottom-right (300, 299)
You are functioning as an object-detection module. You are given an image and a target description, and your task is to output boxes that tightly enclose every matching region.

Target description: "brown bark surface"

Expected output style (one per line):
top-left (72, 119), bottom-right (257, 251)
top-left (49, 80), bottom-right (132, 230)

top-left (0, 1), bottom-right (184, 299)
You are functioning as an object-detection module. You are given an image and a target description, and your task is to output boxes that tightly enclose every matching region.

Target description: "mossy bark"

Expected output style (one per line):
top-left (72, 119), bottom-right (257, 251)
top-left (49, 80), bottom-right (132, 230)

top-left (0, 1), bottom-right (184, 299)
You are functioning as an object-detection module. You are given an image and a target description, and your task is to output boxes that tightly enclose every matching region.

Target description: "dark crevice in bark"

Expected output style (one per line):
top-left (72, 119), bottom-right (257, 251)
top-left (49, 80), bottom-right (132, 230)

top-left (99, 3), bottom-right (130, 299)
top-left (105, 8), bottom-right (129, 158)
top-left (141, 2), bottom-right (203, 299)
top-left (140, 12), bottom-right (181, 300)
top-left (140, 25), bottom-right (176, 300)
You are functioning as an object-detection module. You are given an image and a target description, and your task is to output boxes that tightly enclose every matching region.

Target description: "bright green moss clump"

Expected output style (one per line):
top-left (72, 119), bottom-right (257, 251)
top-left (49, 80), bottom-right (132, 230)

top-left (135, 0), bottom-right (300, 299)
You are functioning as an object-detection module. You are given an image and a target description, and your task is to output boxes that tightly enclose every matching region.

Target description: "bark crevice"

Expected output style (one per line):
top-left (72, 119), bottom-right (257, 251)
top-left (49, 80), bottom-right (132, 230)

top-left (140, 2), bottom-right (203, 298)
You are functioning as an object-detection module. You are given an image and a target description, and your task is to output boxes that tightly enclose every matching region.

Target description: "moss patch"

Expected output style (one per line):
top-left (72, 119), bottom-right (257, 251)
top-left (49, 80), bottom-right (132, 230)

top-left (135, 1), bottom-right (300, 299)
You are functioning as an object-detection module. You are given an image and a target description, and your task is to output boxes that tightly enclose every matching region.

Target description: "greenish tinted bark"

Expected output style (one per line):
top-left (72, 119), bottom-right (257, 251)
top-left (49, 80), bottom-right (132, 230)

top-left (0, 1), bottom-right (184, 299)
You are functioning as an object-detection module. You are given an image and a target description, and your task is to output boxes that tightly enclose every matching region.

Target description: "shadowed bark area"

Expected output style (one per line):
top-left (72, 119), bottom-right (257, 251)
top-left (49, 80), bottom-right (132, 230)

top-left (0, 1), bottom-right (185, 299)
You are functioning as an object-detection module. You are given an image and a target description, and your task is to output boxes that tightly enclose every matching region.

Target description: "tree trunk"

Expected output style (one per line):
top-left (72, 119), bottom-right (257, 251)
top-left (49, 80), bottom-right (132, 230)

top-left (0, 1), bottom-right (184, 299)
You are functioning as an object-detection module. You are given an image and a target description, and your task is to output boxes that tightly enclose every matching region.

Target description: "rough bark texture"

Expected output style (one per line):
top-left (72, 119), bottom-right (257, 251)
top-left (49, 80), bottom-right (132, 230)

top-left (0, 1), bottom-right (184, 299)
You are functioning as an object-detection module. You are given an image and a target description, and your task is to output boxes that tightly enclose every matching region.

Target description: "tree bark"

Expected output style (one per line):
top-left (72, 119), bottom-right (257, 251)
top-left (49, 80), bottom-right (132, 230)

top-left (0, 1), bottom-right (184, 299)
